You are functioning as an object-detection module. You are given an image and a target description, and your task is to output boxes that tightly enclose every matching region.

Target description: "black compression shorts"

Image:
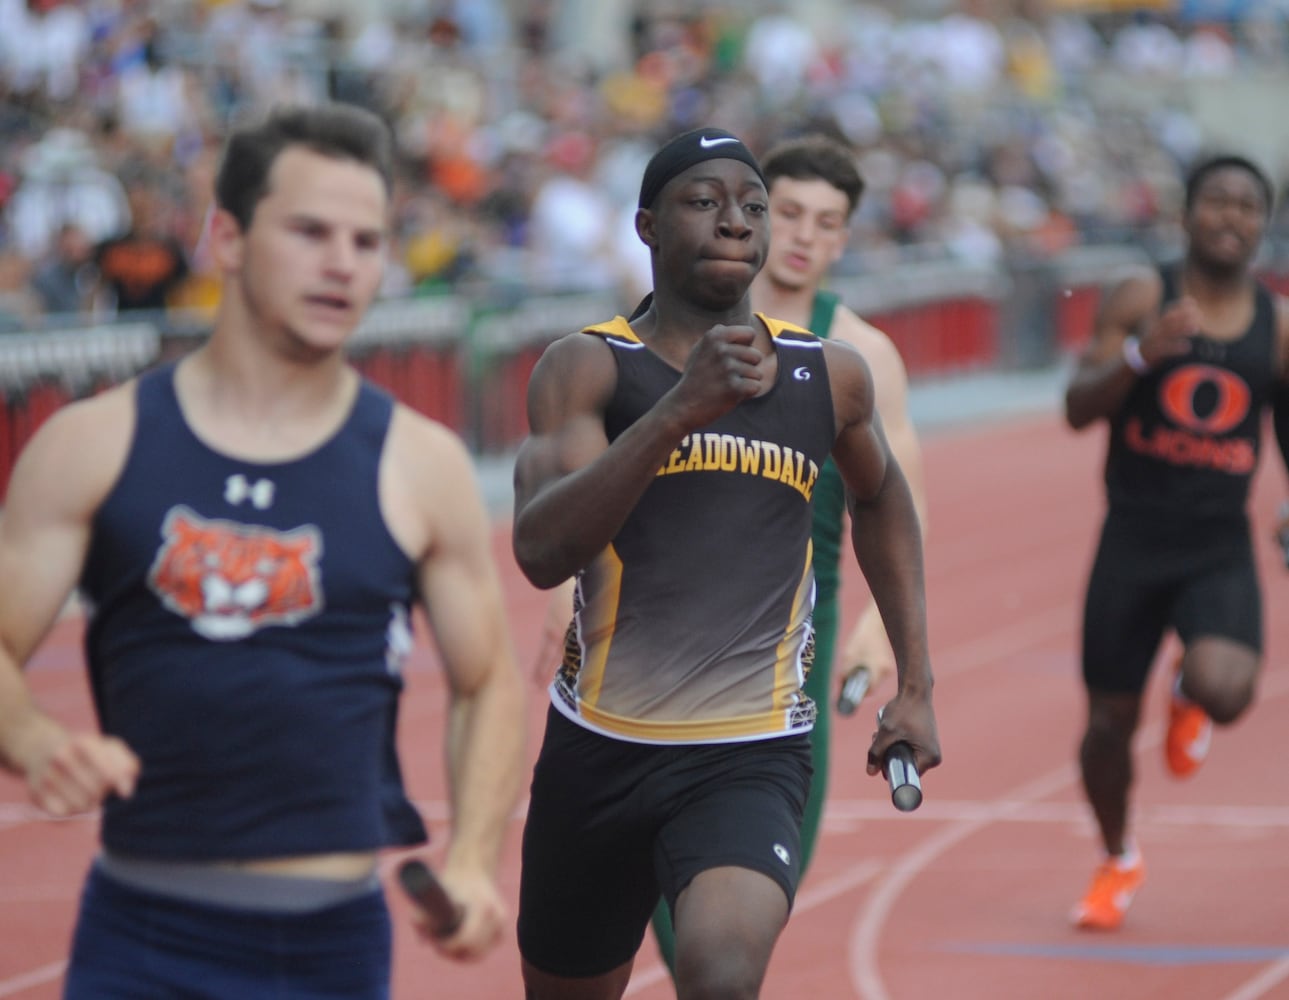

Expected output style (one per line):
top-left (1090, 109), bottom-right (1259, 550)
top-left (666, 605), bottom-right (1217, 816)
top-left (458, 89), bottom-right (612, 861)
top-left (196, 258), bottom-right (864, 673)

top-left (1080, 508), bottom-right (1261, 695)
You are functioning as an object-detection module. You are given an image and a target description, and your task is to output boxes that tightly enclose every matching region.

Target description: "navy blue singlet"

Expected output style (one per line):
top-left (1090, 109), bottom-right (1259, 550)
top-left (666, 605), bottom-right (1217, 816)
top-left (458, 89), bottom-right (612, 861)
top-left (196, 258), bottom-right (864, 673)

top-left (80, 363), bottom-right (427, 860)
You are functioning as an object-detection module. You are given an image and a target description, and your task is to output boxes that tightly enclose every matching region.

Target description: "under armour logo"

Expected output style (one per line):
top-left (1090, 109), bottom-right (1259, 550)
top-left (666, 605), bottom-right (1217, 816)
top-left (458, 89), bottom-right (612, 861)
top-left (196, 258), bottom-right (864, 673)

top-left (385, 603), bottom-right (414, 675)
top-left (773, 843), bottom-right (791, 865)
top-left (792, 366), bottom-right (812, 382)
top-left (699, 135), bottom-right (738, 149)
top-left (224, 474), bottom-right (275, 510)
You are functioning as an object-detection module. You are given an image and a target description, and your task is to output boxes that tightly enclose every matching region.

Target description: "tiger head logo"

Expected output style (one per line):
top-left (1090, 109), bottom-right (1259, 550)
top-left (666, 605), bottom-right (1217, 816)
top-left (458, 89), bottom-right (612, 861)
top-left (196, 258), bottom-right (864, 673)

top-left (148, 507), bottom-right (324, 641)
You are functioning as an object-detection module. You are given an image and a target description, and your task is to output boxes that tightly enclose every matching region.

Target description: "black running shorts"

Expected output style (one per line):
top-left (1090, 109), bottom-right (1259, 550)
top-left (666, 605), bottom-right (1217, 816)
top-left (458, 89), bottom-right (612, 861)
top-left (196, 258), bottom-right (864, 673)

top-left (517, 706), bottom-right (813, 978)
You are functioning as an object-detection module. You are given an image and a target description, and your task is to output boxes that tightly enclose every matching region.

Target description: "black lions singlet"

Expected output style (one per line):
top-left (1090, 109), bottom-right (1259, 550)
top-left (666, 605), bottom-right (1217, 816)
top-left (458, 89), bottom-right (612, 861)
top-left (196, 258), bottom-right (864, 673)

top-left (1105, 269), bottom-right (1277, 519)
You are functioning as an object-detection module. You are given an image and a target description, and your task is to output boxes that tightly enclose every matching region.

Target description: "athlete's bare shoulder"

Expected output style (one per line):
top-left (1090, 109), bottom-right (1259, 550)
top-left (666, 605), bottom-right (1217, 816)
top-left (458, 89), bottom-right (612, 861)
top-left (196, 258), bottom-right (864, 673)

top-left (1104, 265), bottom-right (1164, 319)
top-left (525, 327), bottom-right (620, 430)
top-left (381, 401), bottom-right (488, 561)
top-left (5, 378), bottom-right (137, 523)
top-left (828, 305), bottom-right (907, 385)
top-left (820, 334), bottom-right (875, 431)
top-left (386, 401), bottom-right (472, 468)
top-left (531, 328), bottom-right (616, 376)
top-left (827, 304), bottom-right (885, 351)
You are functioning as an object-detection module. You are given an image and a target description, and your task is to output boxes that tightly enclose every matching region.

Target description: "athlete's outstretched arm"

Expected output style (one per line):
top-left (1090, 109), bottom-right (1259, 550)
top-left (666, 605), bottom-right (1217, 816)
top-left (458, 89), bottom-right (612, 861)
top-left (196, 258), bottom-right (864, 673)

top-left (0, 388), bottom-right (140, 815)
top-left (829, 315), bottom-right (927, 691)
top-left (388, 408), bottom-right (525, 961)
top-left (1270, 297), bottom-right (1289, 551)
top-left (824, 341), bottom-right (939, 777)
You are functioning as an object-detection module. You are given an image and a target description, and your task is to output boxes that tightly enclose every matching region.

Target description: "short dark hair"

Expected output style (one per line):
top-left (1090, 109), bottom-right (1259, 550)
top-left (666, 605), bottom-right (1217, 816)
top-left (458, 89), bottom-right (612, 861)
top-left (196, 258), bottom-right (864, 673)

top-left (760, 135), bottom-right (865, 217)
top-left (1184, 154), bottom-right (1273, 217)
top-left (214, 102), bottom-right (394, 230)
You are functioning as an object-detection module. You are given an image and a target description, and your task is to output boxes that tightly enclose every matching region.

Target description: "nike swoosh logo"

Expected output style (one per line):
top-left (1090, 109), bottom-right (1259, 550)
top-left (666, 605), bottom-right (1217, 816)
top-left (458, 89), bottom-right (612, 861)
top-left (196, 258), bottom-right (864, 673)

top-left (699, 136), bottom-right (739, 149)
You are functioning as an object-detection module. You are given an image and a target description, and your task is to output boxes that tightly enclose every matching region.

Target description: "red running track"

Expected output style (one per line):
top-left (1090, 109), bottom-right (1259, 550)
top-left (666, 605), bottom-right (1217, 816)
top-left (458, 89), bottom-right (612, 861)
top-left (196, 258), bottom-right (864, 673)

top-left (3, 410), bottom-right (1289, 1000)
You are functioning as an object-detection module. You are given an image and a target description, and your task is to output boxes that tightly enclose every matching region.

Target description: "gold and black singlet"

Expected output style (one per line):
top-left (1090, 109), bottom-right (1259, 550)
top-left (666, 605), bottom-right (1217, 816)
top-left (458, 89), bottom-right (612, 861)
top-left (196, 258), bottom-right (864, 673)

top-left (551, 314), bottom-right (836, 744)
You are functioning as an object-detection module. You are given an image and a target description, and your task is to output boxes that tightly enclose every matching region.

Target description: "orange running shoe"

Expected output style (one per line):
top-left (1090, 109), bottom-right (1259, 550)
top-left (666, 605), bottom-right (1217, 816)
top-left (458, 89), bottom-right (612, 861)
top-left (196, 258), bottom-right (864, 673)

top-left (1166, 668), bottom-right (1212, 779)
top-left (1071, 854), bottom-right (1145, 931)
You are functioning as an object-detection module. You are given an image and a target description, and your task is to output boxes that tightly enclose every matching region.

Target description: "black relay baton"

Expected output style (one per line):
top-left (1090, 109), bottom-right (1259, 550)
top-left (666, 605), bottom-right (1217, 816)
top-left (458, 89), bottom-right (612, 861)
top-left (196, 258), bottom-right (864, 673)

top-left (836, 665), bottom-right (871, 716)
top-left (397, 859), bottom-right (465, 938)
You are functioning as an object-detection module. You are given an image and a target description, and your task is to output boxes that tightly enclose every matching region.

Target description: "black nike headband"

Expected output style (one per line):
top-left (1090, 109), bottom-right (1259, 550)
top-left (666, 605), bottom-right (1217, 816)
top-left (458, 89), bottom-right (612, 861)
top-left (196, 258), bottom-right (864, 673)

top-left (637, 127), bottom-right (766, 209)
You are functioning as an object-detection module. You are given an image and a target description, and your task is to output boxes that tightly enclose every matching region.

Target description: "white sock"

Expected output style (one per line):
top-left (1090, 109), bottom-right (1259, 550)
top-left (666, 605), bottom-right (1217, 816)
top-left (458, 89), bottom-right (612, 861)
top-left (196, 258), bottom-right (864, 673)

top-left (1111, 841), bottom-right (1141, 869)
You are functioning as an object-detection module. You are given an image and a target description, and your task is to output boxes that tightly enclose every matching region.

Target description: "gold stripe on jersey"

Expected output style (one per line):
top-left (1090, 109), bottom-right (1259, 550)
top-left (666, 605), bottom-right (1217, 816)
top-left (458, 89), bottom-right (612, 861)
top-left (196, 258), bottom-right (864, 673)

top-left (582, 313), bottom-right (816, 344)
top-left (573, 700), bottom-right (810, 743)
top-left (757, 314), bottom-right (815, 341)
top-left (582, 316), bottom-right (642, 342)
top-left (571, 543), bottom-right (623, 707)
top-left (774, 538), bottom-right (816, 710)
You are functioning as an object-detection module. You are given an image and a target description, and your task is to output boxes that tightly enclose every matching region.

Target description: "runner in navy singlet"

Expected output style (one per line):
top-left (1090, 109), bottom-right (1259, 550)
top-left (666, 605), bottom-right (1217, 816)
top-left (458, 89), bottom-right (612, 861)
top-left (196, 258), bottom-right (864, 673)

top-left (1064, 154), bottom-right (1289, 932)
top-left (0, 104), bottom-right (525, 996)
top-left (512, 126), bottom-right (940, 1000)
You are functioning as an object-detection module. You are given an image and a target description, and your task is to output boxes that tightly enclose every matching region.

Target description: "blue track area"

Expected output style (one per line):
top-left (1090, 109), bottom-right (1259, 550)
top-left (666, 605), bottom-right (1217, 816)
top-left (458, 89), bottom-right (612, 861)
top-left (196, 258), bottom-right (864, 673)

top-left (940, 941), bottom-right (1289, 966)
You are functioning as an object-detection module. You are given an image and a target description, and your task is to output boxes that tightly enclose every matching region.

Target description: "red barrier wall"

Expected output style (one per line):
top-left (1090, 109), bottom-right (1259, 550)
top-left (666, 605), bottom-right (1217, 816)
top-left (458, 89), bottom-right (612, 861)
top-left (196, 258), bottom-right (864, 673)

top-left (867, 296), bottom-right (999, 378)
top-left (352, 346), bottom-right (467, 435)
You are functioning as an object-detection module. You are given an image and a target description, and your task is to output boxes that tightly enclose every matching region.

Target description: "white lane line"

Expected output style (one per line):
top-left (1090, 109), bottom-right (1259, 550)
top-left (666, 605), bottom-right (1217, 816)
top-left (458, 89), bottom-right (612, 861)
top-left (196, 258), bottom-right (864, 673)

top-left (0, 805), bottom-right (96, 833)
top-left (825, 799), bottom-right (1289, 829)
top-left (844, 596), bottom-right (1083, 1000)
top-left (848, 668), bottom-right (1289, 1000)
top-left (0, 961), bottom-right (66, 998)
top-left (1220, 957), bottom-right (1289, 1000)
top-left (796, 860), bottom-right (887, 912)
top-left (848, 765), bottom-right (1079, 1000)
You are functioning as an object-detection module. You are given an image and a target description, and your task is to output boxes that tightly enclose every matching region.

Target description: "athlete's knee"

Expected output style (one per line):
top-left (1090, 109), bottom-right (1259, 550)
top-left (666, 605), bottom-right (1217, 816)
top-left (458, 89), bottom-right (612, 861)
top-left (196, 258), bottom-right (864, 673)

top-left (1191, 672), bottom-right (1257, 724)
top-left (672, 866), bottom-right (787, 999)
top-left (675, 949), bottom-right (766, 1000)
top-left (521, 957), bottom-right (631, 1000)
top-left (1183, 650), bottom-right (1260, 724)
top-left (1082, 693), bottom-right (1139, 752)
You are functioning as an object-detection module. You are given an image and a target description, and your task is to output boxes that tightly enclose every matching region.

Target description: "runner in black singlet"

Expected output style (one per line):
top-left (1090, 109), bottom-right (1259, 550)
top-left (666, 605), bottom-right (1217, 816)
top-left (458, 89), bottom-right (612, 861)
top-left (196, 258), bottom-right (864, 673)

top-left (645, 133), bottom-right (929, 976)
top-left (513, 126), bottom-right (940, 1000)
top-left (1064, 153), bottom-right (1289, 932)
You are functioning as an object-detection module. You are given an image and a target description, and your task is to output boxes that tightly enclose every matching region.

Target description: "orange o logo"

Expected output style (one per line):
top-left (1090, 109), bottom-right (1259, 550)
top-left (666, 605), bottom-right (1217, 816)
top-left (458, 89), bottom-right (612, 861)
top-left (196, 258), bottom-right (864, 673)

top-left (1159, 365), bottom-right (1250, 435)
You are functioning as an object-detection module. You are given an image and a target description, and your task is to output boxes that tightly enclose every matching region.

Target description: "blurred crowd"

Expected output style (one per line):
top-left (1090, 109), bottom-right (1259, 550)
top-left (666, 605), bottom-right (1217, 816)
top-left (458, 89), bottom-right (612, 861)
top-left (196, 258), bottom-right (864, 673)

top-left (3, 0), bottom-right (1289, 332)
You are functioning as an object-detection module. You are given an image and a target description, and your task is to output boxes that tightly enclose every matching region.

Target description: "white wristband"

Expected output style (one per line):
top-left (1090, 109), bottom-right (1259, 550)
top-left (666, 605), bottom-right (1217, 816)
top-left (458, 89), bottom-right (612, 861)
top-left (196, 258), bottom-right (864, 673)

top-left (1122, 336), bottom-right (1150, 375)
